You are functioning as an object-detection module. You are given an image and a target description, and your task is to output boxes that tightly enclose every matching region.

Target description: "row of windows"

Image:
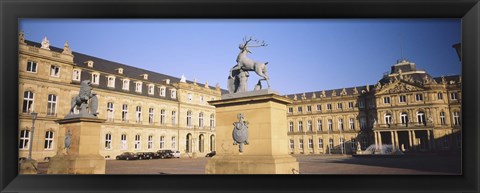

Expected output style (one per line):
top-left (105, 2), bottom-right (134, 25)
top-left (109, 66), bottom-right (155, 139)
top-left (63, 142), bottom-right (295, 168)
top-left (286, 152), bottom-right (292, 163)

top-left (19, 130), bottom-right (54, 150)
top-left (26, 61), bottom-right (60, 77)
top-left (289, 101), bottom-right (359, 114)
top-left (289, 138), bottom-right (362, 150)
top-left (105, 133), bottom-right (177, 150)
top-left (22, 91), bottom-right (57, 115)
top-left (381, 111), bottom-right (461, 126)
top-left (382, 92), bottom-right (459, 104)
top-left (289, 117), bottom-right (359, 132)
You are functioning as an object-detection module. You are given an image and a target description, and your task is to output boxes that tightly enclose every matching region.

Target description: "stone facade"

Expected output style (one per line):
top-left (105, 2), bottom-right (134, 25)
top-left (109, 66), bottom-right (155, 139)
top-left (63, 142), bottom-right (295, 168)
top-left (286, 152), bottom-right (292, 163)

top-left (286, 59), bottom-right (461, 155)
top-left (18, 34), bottom-right (221, 161)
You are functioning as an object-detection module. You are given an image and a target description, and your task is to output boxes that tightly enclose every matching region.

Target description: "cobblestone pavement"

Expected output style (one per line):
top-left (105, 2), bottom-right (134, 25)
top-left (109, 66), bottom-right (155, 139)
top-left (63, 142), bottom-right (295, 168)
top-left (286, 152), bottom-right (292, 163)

top-left (36, 154), bottom-right (461, 175)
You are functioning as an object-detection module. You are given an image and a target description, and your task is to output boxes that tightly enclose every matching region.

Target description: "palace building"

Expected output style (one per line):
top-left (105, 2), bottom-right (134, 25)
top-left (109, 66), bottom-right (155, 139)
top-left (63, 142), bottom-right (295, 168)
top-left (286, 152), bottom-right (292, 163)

top-left (18, 33), bottom-right (222, 161)
top-left (18, 32), bottom-right (461, 161)
top-left (286, 59), bottom-right (462, 155)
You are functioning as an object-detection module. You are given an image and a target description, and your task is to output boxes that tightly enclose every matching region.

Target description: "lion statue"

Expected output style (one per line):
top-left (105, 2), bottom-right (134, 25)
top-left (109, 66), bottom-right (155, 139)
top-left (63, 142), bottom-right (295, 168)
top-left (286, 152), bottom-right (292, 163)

top-left (69, 80), bottom-right (97, 116)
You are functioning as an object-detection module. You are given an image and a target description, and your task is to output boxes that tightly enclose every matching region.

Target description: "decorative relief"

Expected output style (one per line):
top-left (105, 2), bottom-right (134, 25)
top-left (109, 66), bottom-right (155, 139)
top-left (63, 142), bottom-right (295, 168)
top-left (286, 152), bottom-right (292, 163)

top-left (340, 88), bottom-right (347, 96)
top-left (232, 113), bottom-right (249, 152)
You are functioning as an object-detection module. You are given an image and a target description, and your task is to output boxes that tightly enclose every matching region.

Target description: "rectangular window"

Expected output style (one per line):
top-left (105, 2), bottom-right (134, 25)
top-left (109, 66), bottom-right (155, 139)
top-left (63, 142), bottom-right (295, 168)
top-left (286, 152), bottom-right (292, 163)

top-left (107, 76), bottom-right (115, 88)
top-left (289, 122), bottom-right (294, 132)
top-left (160, 109), bottom-right (166, 125)
top-left (351, 138), bottom-right (356, 149)
top-left (297, 106), bottom-right (302, 113)
top-left (107, 102), bottom-right (114, 121)
top-left (44, 131), bottom-right (54, 150)
top-left (91, 73), bottom-right (100, 84)
top-left (399, 95), bottom-right (406, 103)
top-left (47, 94), bottom-right (57, 116)
top-left (122, 104), bottom-right (128, 122)
top-left (72, 69), bottom-right (81, 81)
top-left (307, 106), bottom-right (312, 112)
top-left (415, 93), bottom-right (423, 101)
top-left (318, 139), bottom-right (323, 149)
top-left (308, 139), bottom-right (313, 149)
top-left (160, 136), bottom-right (165, 149)
top-left (148, 85), bottom-right (154, 95)
top-left (328, 119), bottom-right (333, 131)
top-left (120, 134), bottom-right (127, 150)
top-left (349, 118), bottom-right (355, 130)
top-left (337, 103), bottom-right (343, 110)
top-left (383, 96), bottom-right (391, 104)
top-left (440, 112), bottom-right (446, 125)
top-left (307, 120), bottom-right (312, 132)
top-left (437, 92), bottom-right (443, 100)
top-left (316, 104), bottom-right (322, 111)
top-left (289, 139), bottom-right (294, 149)
top-left (288, 107), bottom-right (293, 113)
top-left (338, 119), bottom-right (344, 131)
top-left (135, 135), bottom-right (141, 150)
top-left (348, 102), bottom-right (354, 109)
top-left (299, 139), bottom-right (304, 149)
top-left (327, 104), bottom-right (332, 110)
top-left (148, 135), bottom-right (153, 150)
top-left (170, 89), bottom-right (177, 99)
top-left (450, 92), bottom-right (458, 100)
top-left (149, 108), bottom-right (154, 124)
top-left (26, 61), bottom-right (37, 73)
top-left (23, 91), bottom-right (34, 113)
top-left (171, 136), bottom-right (176, 149)
top-left (160, 87), bottom-right (166, 97)
top-left (19, 130), bottom-right (30, 149)
top-left (172, 111), bottom-right (177, 126)
top-left (105, 133), bottom-right (112, 150)
top-left (298, 121), bottom-right (303, 132)
top-left (453, 112), bottom-right (460, 125)
top-left (136, 106), bottom-right (142, 123)
top-left (317, 119), bottom-right (322, 131)
top-left (135, 82), bottom-right (142, 93)
top-left (122, 79), bottom-right (130, 90)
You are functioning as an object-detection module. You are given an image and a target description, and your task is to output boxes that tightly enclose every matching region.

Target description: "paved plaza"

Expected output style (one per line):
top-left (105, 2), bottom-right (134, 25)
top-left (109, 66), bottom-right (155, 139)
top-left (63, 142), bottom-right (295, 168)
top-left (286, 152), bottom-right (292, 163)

top-left (36, 154), bottom-right (460, 175)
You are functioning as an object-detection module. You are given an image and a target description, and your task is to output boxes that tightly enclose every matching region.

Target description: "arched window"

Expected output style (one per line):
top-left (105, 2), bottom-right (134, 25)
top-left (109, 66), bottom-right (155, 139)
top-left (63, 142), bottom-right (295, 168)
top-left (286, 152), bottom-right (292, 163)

top-left (209, 135), bottom-right (215, 151)
top-left (186, 111), bottom-right (192, 128)
top-left (199, 134), bottom-right (204, 153)
top-left (22, 91), bottom-right (34, 113)
top-left (120, 134), bottom-right (127, 150)
top-left (44, 131), bottom-right (54, 150)
top-left (105, 133), bottom-right (112, 150)
top-left (47, 94), bottom-right (57, 116)
top-left (186, 133), bottom-right (192, 153)
top-left (199, 112), bottom-right (204, 128)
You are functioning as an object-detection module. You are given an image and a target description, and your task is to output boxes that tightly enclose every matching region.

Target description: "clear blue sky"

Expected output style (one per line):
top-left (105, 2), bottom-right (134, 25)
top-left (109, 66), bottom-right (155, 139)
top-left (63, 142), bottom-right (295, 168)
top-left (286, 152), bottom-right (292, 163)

top-left (20, 19), bottom-right (461, 94)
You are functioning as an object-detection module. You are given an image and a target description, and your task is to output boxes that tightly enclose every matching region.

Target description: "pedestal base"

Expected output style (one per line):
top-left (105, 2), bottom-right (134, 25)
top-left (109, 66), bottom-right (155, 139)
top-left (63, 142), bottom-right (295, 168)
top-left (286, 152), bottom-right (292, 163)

top-left (19, 159), bottom-right (38, 174)
top-left (47, 154), bottom-right (106, 174)
top-left (205, 155), bottom-right (299, 174)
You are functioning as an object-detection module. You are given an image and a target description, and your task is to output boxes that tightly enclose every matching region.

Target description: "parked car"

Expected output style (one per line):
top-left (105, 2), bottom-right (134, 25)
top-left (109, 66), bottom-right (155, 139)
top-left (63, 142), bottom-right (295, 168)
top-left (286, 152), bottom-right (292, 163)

top-left (205, 151), bottom-right (216, 157)
top-left (171, 150), bottom-right (181, 158)
top-left (115, 152), bottom-right (138, 160)
top-left (156, 150), bottom-right (174, 159)
top-left (136, 152), bottom-right (156, 160)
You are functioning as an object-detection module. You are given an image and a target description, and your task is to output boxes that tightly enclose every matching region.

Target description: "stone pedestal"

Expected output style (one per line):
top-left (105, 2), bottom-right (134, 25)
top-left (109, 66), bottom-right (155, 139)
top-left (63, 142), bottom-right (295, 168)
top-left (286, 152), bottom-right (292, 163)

top-left (47, 117), bottom-right (106, 174)
top-left (19, 159), bottom-right (38, 174)
top-left (206, 90), bottom-right (299, 174)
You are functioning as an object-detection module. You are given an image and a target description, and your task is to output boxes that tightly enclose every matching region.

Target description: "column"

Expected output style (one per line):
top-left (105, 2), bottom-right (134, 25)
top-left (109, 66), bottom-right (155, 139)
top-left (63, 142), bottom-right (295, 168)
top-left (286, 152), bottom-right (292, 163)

top-left (427, 129), bottom-right (431, 151)
top-left (394, 131), bottom-right (399, 149)
top-left (390, 131), bottom-right (395, 147)
top-left (412, 130), bottom-right (417, 151)
top-left (408, 130), bottom-right (412, 150)
top-left (374, 131), bottom-right (378, 147)
top-left (378, 132), bottom-right (383, 148)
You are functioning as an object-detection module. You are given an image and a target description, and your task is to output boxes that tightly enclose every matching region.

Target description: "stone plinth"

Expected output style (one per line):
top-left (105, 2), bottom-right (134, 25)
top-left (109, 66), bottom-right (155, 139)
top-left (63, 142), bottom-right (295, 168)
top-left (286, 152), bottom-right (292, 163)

top-left (47, 117), bottom-right (106, 174)
top-left (206, 90), bottom-right (299, 174)
top-left (19, 159), bottom-right (38, 174)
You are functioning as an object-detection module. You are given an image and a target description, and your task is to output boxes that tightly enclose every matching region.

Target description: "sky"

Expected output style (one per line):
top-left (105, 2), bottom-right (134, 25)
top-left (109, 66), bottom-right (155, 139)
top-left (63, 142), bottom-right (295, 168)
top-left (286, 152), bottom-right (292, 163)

top-left (20, 19), bottom-right (461, 94)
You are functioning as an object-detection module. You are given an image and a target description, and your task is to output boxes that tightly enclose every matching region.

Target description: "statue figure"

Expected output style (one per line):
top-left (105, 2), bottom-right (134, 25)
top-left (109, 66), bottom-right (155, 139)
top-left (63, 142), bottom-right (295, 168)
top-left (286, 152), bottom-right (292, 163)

top-left (228, 37), bottom-right (270, 94)
top-left (232, 113), bottom-right (249, 152)
top-left (68, 80), bottom-right (98, 117)
top-left (62, 41), bottom-right (72, 55)
top-left (64, 129), bottom-right (72, 150)
top-left (41, 36), bottom-right (50, 50)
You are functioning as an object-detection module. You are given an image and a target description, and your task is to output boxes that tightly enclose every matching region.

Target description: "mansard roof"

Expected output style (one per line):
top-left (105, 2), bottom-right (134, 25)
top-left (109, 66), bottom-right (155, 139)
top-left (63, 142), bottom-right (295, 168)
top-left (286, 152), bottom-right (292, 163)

top-left (24, 40), bottom-right (226, 93)
top-left (286, 85), bottom-right (375, 100)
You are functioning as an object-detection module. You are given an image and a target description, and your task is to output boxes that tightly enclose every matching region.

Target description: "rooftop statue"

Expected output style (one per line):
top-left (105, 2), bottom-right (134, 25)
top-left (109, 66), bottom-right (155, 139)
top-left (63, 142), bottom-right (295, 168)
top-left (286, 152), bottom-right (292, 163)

top-left (228, 37), bottom-right (270, 94)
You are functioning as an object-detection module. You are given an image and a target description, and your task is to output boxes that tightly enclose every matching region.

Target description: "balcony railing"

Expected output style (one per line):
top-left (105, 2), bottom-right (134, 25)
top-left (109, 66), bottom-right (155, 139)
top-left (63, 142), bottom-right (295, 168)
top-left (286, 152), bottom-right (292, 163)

top-left (375, 122), bottom-right (434, 128)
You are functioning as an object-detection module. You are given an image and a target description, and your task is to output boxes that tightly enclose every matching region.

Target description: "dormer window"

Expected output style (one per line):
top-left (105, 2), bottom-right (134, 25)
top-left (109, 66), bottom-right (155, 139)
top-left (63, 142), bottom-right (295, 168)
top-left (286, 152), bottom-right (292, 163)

top-left (91, 72), bottom-right (100, 85)
top-left (135, 81), bottom-right (142, 93)
top-left (86, 60), bottom-right (94, 68)
top-left (141, 74), bottom-right (148, 80)
top-left (122, 79), bottom-right (130, 90)
top-left (164, 79), bottom-right (170, 84)
top-left (148, 84), bottom-right (154, 95)
top-left (116, 68), bottom-right (123, 74)
top-left (170, 89), bottom-right (177, 99)
top-left (159, 86), bottom-right (166, 97)
top-left (107, 76), bottom-right (116, 88)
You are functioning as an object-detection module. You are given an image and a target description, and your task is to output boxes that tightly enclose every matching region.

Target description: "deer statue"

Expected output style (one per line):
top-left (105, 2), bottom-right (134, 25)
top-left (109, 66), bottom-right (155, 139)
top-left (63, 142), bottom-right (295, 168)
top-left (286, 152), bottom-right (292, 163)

top-left (228, 36), bottom-right (270, 93)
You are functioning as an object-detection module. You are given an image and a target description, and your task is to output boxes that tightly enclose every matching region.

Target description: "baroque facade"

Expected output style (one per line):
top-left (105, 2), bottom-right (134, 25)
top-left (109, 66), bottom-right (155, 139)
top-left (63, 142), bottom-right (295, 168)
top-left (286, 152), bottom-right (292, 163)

top-left (18, 33), bottom-right (222, 161)
top-left (286, 59), bottom-right (461, 154)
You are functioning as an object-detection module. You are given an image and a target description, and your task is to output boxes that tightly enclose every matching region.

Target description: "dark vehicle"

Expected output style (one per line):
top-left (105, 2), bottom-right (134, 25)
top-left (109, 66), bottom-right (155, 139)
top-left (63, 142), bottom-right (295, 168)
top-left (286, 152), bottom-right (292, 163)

top-left (205, 151), bottom-right (216, 157)
top-left (136, 152), bottom-right (156, 160)
top-left (115, 152), bottom-right (138, 160)
top-left (156, 150), bottom-right (174, 159)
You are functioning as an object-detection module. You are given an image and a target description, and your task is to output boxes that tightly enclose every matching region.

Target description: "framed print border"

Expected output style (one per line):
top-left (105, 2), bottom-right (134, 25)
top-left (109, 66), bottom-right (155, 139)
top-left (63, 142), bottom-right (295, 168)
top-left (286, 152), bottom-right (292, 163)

top-left (1, 0), bottom-right (479, 192)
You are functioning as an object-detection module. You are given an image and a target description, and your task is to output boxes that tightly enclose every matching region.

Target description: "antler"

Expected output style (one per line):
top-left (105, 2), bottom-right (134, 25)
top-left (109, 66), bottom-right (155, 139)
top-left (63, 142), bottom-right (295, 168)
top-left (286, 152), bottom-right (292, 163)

top-left (243, 36), bottom-right (268, 47)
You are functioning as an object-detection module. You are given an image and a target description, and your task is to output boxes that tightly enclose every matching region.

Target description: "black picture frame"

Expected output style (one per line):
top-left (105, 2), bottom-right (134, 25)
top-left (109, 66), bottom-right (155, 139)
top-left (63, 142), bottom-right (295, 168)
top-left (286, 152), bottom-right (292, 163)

top-left (1, 0), bottom-right (479, 192)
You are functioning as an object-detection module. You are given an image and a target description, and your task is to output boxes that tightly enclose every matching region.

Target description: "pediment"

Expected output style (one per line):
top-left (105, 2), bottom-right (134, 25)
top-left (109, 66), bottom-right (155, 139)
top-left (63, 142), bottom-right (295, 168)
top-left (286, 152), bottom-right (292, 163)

top-left (375, 81), bottom-right (424, 95)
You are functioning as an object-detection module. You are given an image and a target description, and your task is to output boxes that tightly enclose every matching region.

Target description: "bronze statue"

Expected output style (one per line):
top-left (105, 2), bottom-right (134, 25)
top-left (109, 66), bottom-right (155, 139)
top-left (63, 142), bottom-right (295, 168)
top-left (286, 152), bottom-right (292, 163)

top-left (68, 80), bottom-right (98, 117)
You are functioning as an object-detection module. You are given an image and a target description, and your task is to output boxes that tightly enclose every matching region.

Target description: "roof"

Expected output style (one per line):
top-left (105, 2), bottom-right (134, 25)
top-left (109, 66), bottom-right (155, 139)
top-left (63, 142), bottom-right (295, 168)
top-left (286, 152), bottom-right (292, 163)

top-left (25, 40), bottom-right (228, 94)
top-left (286, 85), bottom-right (375, 99)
